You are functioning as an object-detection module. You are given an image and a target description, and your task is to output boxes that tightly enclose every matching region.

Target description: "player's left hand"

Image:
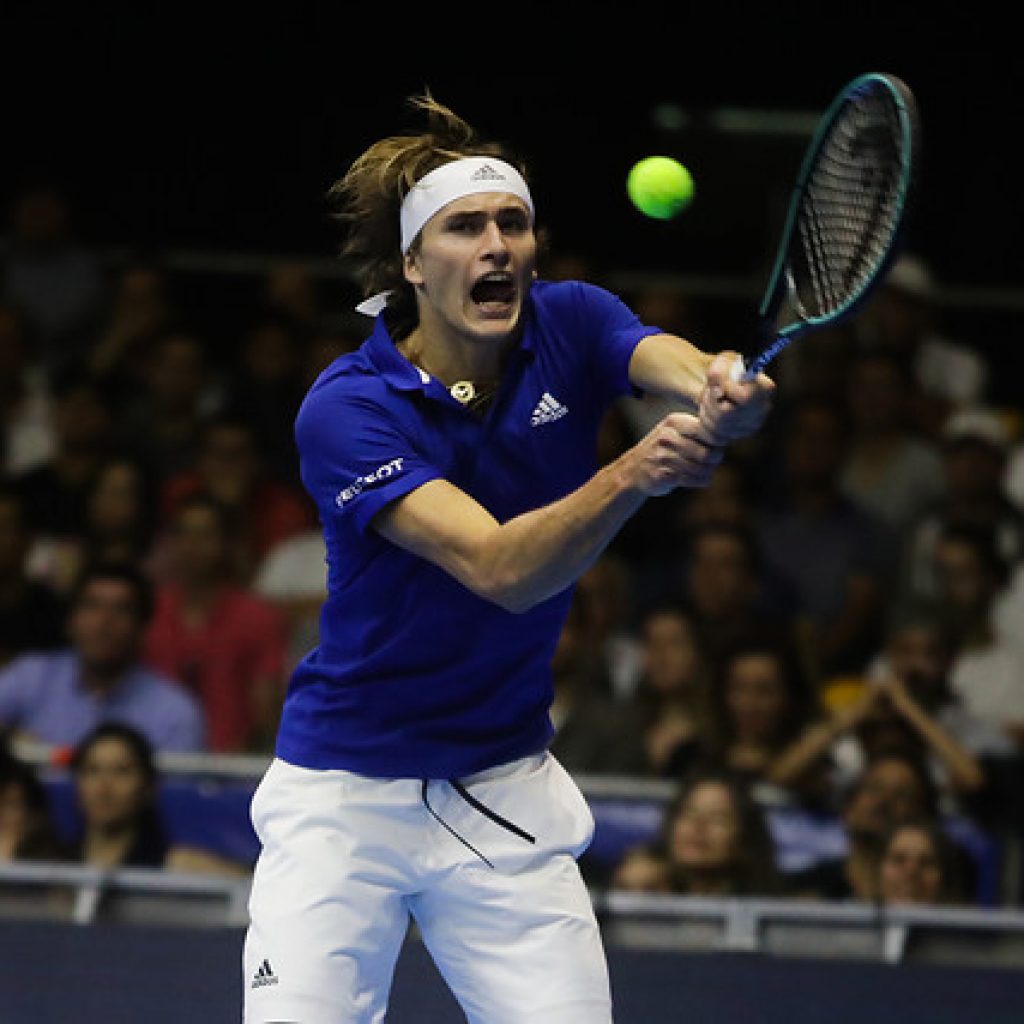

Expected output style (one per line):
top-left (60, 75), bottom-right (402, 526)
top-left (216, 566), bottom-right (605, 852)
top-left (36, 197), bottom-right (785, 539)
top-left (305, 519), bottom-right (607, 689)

top-left (698, 352), bottom-right (775, 444)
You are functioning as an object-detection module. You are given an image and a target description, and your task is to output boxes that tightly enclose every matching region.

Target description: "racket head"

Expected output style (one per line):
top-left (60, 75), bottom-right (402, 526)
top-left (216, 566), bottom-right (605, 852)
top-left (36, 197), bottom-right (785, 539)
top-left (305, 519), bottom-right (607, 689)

top-left (756, 72), bottom-right (920, 353)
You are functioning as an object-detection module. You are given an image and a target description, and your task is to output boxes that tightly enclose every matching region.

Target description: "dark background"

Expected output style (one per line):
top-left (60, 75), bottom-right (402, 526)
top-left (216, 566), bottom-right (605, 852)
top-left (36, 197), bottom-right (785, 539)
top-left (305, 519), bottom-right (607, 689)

top-left (2, 6), bottom-right (1020, 288)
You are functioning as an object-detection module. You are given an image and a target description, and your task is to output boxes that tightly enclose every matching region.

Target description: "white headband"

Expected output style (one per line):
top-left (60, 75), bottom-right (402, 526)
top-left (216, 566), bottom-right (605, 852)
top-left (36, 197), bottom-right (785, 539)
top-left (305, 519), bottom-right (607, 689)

top-left (400, 156), bottom-right (534, 254)
top-left (355, 156), bottom-right (535, 316)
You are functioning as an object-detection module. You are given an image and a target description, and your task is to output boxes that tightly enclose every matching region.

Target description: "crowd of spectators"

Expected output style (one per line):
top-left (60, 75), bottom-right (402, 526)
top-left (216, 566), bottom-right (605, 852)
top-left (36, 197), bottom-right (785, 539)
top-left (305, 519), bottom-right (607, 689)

top-left (1, 180), bottom-right (1023, 911)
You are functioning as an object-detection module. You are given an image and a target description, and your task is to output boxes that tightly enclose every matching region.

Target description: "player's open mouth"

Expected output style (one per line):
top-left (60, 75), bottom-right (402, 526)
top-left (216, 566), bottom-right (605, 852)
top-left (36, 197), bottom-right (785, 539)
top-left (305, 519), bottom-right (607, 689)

top-left (470, 271), bottom-right (516, 314)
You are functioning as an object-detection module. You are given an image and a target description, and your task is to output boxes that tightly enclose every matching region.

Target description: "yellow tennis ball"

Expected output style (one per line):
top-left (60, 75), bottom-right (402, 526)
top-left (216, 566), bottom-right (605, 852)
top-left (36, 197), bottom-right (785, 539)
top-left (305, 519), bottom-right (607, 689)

top-left (627, 156), bottom-right (695, 220)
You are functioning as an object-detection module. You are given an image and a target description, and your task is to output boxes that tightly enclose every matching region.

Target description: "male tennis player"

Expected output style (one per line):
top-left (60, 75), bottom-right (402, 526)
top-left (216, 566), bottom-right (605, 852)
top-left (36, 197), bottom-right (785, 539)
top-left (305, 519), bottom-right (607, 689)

top-left (243, 95), bottom-right (774, 1024)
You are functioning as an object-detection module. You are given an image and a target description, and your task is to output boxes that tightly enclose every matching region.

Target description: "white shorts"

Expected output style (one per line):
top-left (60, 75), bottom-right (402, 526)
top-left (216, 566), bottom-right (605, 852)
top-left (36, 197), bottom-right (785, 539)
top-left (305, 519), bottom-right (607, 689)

top-left (242, 752), bottom-right (612, 1024)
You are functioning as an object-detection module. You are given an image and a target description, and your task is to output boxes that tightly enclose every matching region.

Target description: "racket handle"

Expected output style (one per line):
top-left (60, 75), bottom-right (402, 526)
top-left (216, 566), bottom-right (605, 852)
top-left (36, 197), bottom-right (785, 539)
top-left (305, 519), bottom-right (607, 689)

top-left (733, 334), bottom-right (791, 383)
top-left (729, 354), bottom-right (761, 382)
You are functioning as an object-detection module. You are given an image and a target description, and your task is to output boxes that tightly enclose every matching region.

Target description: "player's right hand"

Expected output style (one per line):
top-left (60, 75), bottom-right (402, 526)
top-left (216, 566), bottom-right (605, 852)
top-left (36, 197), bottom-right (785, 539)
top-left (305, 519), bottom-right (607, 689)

top-left (625, 412), bottom-right (723, 496)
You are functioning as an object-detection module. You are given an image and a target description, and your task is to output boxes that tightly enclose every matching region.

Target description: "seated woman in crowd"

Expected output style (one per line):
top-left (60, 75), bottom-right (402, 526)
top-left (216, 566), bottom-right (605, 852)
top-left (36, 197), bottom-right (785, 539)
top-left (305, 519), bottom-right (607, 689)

top-left (699, 631), bottom-right (830, 806)
top-left (626, 602), bottom-right (711, 778)
top-left (876, 817), bottom-right (967, 907)
top-left (612, 769), bottom-right (780, 897)
top-left (0, 746), bottom-right (66, 862)
top-left (68, 721), bottom-right (248, 875)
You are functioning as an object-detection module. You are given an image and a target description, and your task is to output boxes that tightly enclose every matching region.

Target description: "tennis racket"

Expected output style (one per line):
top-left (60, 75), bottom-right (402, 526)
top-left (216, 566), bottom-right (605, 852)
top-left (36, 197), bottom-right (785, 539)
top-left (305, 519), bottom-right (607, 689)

top-left (735, 71), bottom-right (920, 382)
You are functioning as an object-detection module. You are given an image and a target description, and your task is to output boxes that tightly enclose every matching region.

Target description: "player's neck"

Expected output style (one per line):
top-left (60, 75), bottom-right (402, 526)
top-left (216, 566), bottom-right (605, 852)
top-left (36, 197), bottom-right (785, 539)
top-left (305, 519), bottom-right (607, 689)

top-left (399, 320), bottom-right (512, 389)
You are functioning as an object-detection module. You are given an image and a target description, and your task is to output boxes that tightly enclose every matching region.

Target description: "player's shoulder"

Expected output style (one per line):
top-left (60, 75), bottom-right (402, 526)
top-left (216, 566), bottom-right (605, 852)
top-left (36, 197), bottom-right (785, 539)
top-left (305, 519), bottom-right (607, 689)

top-left (297, 345), bottom-right (392, 425)
top-left (530, 278), bottom-right (622, 317)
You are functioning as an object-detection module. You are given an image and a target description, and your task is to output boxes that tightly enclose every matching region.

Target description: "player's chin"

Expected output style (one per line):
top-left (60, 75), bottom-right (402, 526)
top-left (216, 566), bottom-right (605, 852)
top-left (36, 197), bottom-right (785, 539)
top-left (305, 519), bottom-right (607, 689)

top-left (466, 299), bottom-right (522, 336)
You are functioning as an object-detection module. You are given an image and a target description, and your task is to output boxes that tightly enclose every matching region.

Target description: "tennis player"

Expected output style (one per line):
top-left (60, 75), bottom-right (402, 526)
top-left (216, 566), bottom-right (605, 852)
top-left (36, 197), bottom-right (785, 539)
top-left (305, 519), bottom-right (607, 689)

top-left (243, 94), bottom-right (774, 1023)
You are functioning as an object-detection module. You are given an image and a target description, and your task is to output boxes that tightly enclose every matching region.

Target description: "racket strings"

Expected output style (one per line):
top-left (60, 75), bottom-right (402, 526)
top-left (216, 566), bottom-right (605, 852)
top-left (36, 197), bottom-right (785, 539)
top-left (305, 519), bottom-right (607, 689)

top-left (792, 85), bottom-right (905, 319)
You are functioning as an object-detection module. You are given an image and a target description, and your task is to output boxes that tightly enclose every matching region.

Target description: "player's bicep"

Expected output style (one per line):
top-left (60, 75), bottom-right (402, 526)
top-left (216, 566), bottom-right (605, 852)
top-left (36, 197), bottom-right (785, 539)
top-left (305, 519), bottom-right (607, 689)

top-left (372, 478), bottom-right (502, 598)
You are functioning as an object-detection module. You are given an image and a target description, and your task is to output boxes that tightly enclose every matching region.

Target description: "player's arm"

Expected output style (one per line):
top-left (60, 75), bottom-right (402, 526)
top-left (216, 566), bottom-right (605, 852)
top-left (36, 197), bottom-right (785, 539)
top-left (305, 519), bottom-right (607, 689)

top-left (374, 412), bottom-right (721, 614)
top-left (628, 334), bottom-right (775, 443)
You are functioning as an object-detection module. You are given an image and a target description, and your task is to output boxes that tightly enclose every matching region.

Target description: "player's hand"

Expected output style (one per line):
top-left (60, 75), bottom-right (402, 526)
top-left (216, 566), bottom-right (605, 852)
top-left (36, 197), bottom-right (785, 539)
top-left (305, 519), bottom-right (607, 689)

top-left (698, 351), bottom-right (775, 444)
top-left (625, 412), bottom-right (724, 496)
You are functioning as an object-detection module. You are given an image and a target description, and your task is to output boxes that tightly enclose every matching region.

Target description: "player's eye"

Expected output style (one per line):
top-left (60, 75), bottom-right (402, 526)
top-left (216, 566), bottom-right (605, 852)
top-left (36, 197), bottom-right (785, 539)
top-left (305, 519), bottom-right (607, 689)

top-left (497, 209), bottom-right (530, 234)
top-left (445, 214), bottom-right (482, 234)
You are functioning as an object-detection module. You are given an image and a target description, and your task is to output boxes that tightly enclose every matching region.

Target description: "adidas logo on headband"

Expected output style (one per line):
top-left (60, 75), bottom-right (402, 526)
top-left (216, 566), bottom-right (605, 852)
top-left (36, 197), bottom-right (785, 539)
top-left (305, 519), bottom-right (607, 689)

top-left (470, 164), bottom-right (507, 182)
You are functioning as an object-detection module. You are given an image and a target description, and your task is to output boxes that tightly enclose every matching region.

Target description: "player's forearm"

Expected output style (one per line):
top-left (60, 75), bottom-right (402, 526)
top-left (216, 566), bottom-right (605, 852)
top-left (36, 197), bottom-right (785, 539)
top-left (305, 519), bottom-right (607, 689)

top-left (630, 335), bottom-right (774, 444)
top-left (480, 458), bottom-right (646, 613)
top-left (629, 332), bottom-right (713, 408)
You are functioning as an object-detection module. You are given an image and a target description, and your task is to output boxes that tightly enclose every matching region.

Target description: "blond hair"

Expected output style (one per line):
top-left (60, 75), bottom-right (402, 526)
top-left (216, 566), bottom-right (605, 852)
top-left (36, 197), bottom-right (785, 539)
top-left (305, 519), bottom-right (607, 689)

top-left (326, 93), bottom-right (528, 333)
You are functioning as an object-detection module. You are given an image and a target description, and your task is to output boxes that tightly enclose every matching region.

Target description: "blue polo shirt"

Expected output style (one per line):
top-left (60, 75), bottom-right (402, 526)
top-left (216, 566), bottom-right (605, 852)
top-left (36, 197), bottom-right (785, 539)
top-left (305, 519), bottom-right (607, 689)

top-left (275, 279), bottom-right (660, 778)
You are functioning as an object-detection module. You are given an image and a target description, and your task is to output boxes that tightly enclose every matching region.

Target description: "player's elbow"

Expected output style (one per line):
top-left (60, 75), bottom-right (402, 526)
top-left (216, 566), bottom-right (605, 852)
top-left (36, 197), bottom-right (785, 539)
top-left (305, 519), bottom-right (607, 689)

top-left (471, 571), bottom-right (537, 614)
top-left (462, 555), bottom-right (532, 613)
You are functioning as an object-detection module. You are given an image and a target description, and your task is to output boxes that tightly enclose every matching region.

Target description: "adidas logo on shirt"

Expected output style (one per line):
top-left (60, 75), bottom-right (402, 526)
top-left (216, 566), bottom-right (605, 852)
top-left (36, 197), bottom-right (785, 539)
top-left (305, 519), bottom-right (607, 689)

top-left (470, 163), bottom-right (507, 182)
top-left (251, 958), bottom-right (279, 989)
top-left (530, 392), bottom-right (569, 427)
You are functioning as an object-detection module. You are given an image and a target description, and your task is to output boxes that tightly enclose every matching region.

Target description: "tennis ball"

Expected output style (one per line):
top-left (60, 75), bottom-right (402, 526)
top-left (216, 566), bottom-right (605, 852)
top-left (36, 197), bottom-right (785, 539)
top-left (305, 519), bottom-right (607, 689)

top-left (627, 156), bottom-right (695, 220)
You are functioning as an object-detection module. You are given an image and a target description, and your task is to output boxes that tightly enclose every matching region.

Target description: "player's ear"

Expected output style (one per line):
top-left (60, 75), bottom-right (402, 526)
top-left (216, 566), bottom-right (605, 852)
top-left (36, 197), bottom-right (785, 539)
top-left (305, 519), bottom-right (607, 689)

top-left (403, 249), bottom-right (424, 287)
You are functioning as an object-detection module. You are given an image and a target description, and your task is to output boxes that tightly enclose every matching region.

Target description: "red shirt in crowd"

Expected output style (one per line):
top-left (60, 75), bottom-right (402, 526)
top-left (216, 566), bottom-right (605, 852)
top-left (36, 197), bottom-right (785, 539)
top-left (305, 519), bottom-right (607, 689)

top-left (142, 583), bottom-right (287, 752)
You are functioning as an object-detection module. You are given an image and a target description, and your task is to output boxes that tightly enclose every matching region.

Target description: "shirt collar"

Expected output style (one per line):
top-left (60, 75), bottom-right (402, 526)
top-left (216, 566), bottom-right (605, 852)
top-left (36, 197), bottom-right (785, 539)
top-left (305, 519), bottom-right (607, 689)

top-left (364, 286), bottom-right (540, 392)
top-left (364, 318), bottom-right (431, 393)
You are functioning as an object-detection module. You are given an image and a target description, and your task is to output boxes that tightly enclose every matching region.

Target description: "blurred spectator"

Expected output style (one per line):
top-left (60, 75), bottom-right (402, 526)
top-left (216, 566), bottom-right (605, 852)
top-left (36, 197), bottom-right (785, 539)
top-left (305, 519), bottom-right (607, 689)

top-left (122, 330), bottom-right (223, 479)
top-left (931, 525), bottom-right (1024, 743)
top-left (839, 349), bottom-right (944, 537)
top-left (771, 322), bottom-right (857, 408)
top-left (0, 752), bottom-right (66, 862)
top-left (11, 367), bottom-right (115, 553)
top-left (854, 254), bottom-right (988, 436)
top-left (68, 722), bottom-right (170, 868)
top-left (0, 301), bottom-right (55, 475)
top-left (299, 328), bottom-right (366, 392)
top-left (678, 457), bottom-right (753, 535)
top-left (0, 561), bottom-right (204, 753)
top-left (701, 632), bottom-right (828, 805)
top-left (575, 554), bottom-right (644, 701)
top-left (143, 493), bottom-right (287, 753)
top-left (876, 818), bottom-right (967, 907)
top-left (548, 590), bottom-right (647, 776)
top-left (30, 454), bottom-right (161, 597)
top-left (252, 529), bottom-right (327, 672)
top-left (657, 769), bottom-right (780, 896)
top-left (753, 397), bottom-right (892, 678)
top-left (862, 600), bottom-right (1012, 797)
top-left (608, 843), bottom-right (672, 894)
top-left (85, 257), bottom-right (176, 395)
top-left (681, 521), bottom-right (796, 667)
top-left (902, 408), bottom-right (1024, 601)
top-left (0, 183), bottom-right (106, 367)
top-left (627, 601), bottom-right (709, 778)
top-left (80, 455), bottom-right (161, 571)
top-left (263, 261), bottom-right (326, 336)
top-left (222, 312), bottom-right (308, 484)
top-left (0, 484), bottom-right (67, 667)
top-left (67, 721), bottom-right (248, 876)
top-left (785, 750), bottom-right (941, 901)
top-left (775, 597), bottom-right (1003, 819)
top-left (157, 413), bottom-right (315, 582)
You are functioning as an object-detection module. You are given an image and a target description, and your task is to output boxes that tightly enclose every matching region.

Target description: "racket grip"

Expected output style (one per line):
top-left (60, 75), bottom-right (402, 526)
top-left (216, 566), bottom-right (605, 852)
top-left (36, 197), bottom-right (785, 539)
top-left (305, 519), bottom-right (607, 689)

top-left (729, 356), bottom-right (757, 384)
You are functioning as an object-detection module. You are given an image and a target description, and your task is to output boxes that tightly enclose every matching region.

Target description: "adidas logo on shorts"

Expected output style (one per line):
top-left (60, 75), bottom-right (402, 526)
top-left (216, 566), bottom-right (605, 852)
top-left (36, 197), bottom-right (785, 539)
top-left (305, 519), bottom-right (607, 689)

top-left (251, 958), bottom-right (279, 988)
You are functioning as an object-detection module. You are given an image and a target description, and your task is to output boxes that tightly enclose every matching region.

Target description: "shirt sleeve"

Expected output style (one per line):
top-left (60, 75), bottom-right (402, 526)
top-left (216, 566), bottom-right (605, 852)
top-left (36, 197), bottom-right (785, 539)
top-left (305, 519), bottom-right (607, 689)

top-left (295, 386), bottom-right (443, 535)
top-left (573, 282), bottom-right (662, 404)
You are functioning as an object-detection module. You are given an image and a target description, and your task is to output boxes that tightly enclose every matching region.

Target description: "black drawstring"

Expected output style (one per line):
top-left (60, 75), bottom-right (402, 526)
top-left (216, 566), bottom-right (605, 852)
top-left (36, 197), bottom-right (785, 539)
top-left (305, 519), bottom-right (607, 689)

top-left (421, 779), bottom-right (495, 869)
top-left (450, 780), bottom-right (536, 845)
top-left (420, 777), bottom-right (537, 870)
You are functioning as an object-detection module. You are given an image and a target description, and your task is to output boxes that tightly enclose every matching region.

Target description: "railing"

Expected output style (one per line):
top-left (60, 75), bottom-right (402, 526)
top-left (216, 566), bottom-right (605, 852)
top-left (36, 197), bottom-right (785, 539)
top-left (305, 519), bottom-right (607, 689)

top-left (4, 860), bottom-right (1024, 969)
